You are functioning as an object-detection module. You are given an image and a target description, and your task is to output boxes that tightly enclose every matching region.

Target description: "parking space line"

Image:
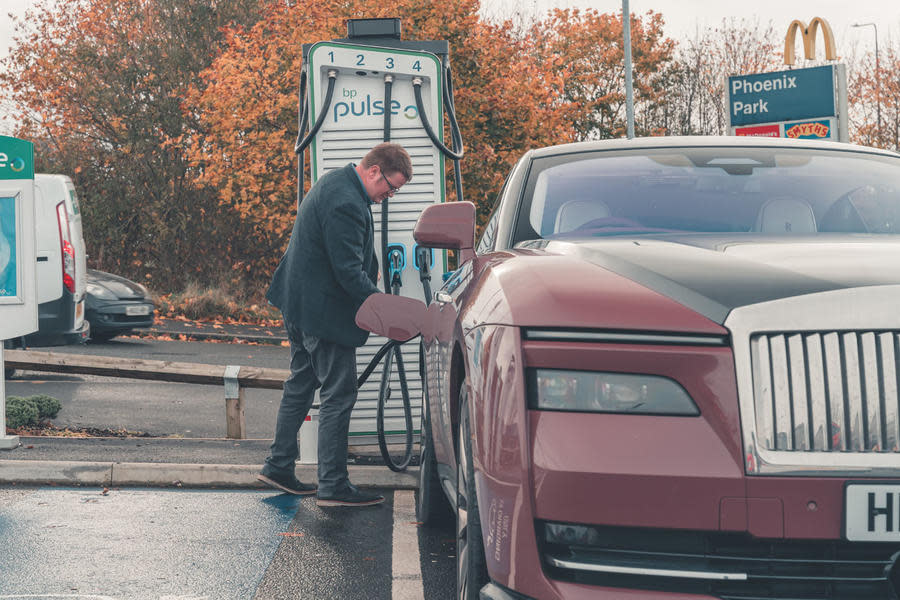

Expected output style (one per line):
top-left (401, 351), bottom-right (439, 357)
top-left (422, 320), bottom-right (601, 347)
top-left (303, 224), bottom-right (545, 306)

top-left (392, 490), bottom-right (425, 599)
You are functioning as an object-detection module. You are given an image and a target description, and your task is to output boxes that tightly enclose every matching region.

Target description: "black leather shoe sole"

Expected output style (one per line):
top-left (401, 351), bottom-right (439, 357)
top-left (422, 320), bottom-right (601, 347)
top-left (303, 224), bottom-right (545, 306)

top-left (316, 495), bottom-right (385, 507)
top-left (257, 474), bottom-right (317, 496)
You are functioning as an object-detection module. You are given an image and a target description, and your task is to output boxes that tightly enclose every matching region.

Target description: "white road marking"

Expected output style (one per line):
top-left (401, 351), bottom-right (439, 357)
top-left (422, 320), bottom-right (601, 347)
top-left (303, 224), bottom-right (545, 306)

top-left (392, 490), bottom-right (425, 599)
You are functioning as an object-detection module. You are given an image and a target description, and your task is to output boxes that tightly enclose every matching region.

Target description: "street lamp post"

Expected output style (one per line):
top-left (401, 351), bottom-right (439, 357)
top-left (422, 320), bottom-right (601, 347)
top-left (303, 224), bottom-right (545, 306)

top-left (852, 22), bottom-right (881, 143)
top-left (623, 0), bottom-right (635, 139)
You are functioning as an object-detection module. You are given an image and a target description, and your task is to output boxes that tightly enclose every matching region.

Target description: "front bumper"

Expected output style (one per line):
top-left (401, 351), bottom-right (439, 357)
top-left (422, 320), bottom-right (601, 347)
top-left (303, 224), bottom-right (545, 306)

top-left (537, 522), bottom-right (900, 599)
top-left (481, 582), bottom-right (535, 599)
top-left (86, 301), bottom-right (155, 334)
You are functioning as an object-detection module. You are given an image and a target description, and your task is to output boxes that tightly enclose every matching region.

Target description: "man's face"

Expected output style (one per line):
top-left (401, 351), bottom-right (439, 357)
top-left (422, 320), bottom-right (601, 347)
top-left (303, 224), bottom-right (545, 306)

top-left (365, 165), bottom-right (407, 203)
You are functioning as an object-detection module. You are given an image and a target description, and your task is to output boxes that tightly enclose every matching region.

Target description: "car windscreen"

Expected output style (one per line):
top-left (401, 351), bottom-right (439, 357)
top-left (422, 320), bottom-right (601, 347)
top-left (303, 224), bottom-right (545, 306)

top-left (515, 146), bottom-right (900, 244)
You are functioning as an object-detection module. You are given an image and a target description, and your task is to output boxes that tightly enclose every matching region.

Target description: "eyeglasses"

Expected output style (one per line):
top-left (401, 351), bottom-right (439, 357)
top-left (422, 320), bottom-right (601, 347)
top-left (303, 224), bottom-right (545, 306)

top-left (380, 169), bottom-right (402, 194)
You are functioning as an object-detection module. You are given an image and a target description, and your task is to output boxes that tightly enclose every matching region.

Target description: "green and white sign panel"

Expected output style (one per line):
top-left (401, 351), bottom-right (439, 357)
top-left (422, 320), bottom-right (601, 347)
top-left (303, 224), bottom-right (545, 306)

top-left (1, 135), bottom-right (37, 449)
top-left (0, 136), bottom-right (38, 333)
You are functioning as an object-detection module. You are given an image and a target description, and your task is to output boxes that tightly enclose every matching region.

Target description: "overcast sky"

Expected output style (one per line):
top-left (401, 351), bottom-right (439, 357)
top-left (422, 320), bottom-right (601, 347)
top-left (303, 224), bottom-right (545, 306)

top-left (4, 0), bottom-right (898, 59)
top-left (480, 0), bottom-right (900, 55)
top-left (2, 0), bottom-right (899, 133)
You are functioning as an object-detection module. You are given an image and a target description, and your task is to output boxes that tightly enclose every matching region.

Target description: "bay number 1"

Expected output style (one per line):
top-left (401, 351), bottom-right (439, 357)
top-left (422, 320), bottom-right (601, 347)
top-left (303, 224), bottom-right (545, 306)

top-left (326, 51), bottom-right (423, 72)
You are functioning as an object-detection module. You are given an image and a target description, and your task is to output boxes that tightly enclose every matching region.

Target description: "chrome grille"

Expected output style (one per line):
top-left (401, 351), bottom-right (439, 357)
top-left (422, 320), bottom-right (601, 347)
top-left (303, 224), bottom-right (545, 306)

top-left (751, 331), bottom-right (900, 454)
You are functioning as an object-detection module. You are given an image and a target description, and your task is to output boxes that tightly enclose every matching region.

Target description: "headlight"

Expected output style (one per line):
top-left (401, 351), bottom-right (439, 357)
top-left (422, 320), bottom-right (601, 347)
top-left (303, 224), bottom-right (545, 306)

top-left (86, 282), bottom-right (117, 300)
top-left (527, 369), bottom-right (699, 416)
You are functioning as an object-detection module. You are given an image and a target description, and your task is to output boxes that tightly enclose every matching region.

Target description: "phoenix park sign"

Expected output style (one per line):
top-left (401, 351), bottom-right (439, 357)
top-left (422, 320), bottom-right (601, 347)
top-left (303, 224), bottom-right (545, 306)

top-left (727, 17), bottom-right (848, 142)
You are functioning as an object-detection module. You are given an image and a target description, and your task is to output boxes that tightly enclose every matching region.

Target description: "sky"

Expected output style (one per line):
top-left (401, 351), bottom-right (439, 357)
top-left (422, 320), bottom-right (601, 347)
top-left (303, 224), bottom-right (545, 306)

top-left (479, 0), bottom-right (900, 55)
top-left (1, 0), bottom-right (899, 133)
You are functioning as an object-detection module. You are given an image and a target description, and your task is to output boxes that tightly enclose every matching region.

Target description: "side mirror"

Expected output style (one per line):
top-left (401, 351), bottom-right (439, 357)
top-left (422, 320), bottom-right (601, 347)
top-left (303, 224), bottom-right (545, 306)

top-left (355, 293), bottom-right (427, 342)
top-left (413, 201), bottom-right (477, 265)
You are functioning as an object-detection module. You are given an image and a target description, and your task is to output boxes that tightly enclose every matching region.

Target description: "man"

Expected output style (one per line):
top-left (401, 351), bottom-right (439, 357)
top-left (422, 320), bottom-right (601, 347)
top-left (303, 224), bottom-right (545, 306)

top-left (258, 142), bottom-right (411, 507)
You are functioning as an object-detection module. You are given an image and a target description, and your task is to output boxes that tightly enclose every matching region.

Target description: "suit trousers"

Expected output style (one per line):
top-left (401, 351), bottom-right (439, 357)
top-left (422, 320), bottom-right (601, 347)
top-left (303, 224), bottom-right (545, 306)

top-left (262, 324), bottom-right (358, 496)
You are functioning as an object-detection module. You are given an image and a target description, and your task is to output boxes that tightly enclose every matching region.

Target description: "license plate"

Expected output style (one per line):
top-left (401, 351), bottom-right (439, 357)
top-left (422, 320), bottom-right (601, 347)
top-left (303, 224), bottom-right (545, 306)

top-left (845, 483), bottom-right (900, 541)
top-left (126, 305), bottom-right (150, 316)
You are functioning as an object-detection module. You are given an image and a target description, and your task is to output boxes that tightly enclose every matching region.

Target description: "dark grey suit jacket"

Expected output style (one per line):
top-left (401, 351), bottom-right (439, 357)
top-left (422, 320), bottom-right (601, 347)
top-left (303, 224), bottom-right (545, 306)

top-left (266, 164), bottom-right (379, 347)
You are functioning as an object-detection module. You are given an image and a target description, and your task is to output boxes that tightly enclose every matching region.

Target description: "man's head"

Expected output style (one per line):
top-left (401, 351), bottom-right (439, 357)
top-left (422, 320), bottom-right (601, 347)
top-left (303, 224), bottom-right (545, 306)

top-left (356, 143), bottom-right (412, 203)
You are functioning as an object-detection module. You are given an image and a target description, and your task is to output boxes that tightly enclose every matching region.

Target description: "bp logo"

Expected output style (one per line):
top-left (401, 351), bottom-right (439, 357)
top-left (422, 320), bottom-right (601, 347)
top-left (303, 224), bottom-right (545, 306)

top-left (0, 139), bottom-right (33, 180)
top-left (333, 90), bottom-right (419, 123)
top-left (0, 153), bottom-right (26, 172)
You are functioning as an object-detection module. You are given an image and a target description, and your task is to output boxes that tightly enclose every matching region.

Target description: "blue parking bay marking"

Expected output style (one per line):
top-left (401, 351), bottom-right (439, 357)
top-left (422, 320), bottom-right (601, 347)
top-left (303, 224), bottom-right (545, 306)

top-left (0, 487), bottom-right (303, 599)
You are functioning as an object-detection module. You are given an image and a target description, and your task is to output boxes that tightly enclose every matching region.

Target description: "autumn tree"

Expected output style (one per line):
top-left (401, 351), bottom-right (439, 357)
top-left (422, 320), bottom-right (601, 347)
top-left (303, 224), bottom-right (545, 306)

top-left (654, 18), bottom-right (781, 135)
top-left (1, 0), bottom-right (262, 291)
top-left (189, 3), bottom-right (676, 267)
top-left (185, 0), bottom-right (489, 281)
top-left (848, 40), bottom-right (900, 151)
top-left (529, 8), bottom-right (675, 140)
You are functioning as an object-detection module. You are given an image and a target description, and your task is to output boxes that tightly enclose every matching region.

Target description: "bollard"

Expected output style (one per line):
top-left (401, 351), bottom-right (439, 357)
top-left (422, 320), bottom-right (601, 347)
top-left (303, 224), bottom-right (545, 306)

top-left (298, 405), bottom-right (319, 464)
top-left (223, 365), bottom-right (245, 439)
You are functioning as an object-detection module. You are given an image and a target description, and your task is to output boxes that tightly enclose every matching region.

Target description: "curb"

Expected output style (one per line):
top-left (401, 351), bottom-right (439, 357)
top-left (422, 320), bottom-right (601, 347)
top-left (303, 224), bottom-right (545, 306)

top-left (0, 460), bottom-right (419, 489)
top-left (138, 329), bottom-right (288, 345)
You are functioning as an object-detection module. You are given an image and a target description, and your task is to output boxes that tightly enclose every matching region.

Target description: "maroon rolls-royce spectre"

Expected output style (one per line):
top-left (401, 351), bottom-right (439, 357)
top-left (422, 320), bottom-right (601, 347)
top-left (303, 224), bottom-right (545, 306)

top-left (363, 136), bottom-right (900, 600)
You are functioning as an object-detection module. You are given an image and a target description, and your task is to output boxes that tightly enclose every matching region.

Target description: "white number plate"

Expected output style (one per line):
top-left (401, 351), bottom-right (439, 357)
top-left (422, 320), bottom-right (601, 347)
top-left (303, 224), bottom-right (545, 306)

top-left (845, 484), bottom-right (900, 541)
top-left (126, 305), bottom-right (151, 316)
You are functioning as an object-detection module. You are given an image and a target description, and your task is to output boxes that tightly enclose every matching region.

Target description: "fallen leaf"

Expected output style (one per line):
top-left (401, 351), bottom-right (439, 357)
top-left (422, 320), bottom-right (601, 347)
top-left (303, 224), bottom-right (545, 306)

top-left (278, 532), bottom-right (305, 537)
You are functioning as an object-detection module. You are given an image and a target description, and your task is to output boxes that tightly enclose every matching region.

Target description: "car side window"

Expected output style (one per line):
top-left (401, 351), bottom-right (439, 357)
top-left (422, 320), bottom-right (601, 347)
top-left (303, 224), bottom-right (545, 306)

top-left (476, 210), bottom-right (499, 255)
top-left (476, 180), bottom-right (507, 255)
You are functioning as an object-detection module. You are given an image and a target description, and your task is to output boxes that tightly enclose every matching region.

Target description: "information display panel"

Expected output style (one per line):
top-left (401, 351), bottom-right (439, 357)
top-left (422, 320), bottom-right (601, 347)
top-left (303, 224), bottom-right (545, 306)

top-left (0, 136), bottom-right (37, 337)
top-left (1, 135), bottom-right (36, 449)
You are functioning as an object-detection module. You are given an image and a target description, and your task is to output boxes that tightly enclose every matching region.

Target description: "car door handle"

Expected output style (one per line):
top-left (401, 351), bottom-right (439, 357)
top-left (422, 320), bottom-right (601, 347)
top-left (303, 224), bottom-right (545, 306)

top-left (435, 291), bottom-right (452, 305)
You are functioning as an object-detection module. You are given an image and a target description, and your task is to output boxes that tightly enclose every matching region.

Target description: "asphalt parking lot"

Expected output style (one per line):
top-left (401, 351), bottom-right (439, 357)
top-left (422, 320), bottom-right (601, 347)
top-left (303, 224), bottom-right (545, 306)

top-left (0, 486), bottom-right (456, 599)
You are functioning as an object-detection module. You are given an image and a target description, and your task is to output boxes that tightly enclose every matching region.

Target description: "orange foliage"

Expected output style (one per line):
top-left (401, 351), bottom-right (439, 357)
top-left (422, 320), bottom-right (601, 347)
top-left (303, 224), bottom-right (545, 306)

top-left (187, 2), bottom-right (674, 241)
top-left (4, 0), bottom-right (675, 296)
top-left (849, 45), bottom-right (900, 151)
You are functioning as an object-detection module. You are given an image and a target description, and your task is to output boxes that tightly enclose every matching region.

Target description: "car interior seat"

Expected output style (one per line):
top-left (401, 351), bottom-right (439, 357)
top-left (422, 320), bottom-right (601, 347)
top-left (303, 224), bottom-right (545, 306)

top-left (554, 199), bottom-right (612, 233)
top-left (753, 197), bottom-right (817, 233)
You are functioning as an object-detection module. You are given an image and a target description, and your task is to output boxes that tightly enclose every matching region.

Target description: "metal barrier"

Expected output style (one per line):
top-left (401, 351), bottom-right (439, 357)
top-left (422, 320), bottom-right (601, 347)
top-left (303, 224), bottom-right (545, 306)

top-left (4, 349), bottom-right (289, 439)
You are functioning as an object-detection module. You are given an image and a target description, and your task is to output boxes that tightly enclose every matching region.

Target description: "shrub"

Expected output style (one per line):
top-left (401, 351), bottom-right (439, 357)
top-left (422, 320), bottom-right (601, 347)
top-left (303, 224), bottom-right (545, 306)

top-left (5, 396), bottom-right (39, 429)
top-left (4, 394), bottom-right (62, 428)
top-left (154, 280), bottom-right (280, 322)
top-left (30, 394), bottom-right (62, 419)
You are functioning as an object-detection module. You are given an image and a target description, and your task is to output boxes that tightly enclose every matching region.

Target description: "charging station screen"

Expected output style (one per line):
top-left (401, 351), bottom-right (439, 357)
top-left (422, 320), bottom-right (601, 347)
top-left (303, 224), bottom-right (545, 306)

top-left (0, 195), bottom-right (16, 299)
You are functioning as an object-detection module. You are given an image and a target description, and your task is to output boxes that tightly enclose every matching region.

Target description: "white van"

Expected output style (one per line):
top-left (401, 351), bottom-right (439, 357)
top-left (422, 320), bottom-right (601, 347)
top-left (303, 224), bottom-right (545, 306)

top-left (17, 174), bottom-right (89, 345)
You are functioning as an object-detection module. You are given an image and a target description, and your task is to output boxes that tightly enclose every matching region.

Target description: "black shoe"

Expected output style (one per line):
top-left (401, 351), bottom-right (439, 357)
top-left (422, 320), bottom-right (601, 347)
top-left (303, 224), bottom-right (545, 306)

top-left (316, 486), bottom-right (385, 507)
top-left (257, 472), bottom-right (317, 495)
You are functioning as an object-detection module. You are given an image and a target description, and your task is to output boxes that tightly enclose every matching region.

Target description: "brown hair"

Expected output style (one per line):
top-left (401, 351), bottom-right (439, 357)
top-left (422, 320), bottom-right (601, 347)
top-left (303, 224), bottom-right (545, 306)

top-left (361, 142), bottom-right (413, 181)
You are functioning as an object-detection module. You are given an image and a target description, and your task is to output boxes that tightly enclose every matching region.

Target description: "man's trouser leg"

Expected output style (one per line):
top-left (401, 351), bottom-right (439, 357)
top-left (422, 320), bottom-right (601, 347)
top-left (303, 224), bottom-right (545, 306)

top-left (262, 326), bottom-right (317, 477)
top-left (301, 333), bottom-right (358, 496)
